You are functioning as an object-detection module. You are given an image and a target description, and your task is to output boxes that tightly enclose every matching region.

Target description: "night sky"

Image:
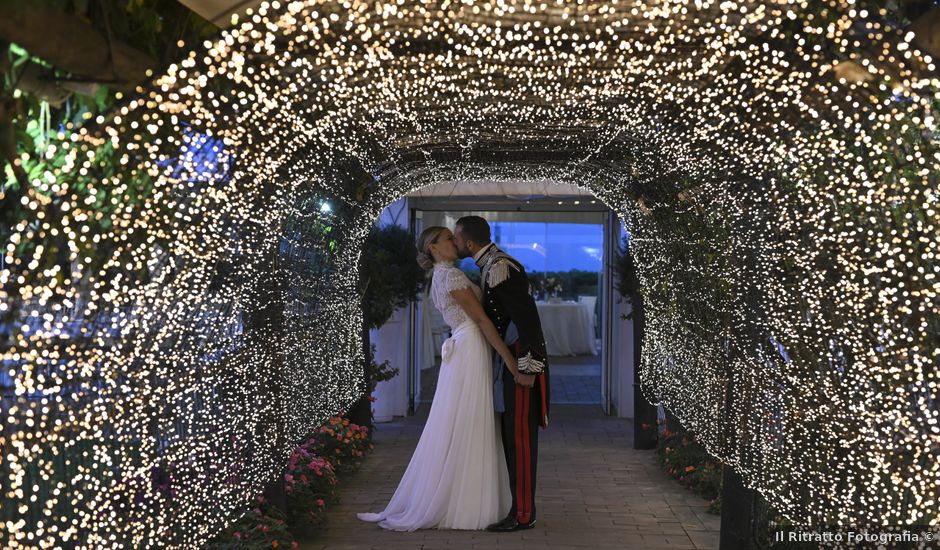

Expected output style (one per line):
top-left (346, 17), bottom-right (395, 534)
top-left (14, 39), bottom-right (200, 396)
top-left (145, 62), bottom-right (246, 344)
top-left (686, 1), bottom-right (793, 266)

top-left (457, 222), bottom-right (605, 273)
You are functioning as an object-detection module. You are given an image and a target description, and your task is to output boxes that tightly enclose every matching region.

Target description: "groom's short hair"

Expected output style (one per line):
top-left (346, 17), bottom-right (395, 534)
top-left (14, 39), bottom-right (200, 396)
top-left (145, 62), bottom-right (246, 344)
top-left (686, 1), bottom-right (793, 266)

top-left (456, 215), bottom-right (491, 245)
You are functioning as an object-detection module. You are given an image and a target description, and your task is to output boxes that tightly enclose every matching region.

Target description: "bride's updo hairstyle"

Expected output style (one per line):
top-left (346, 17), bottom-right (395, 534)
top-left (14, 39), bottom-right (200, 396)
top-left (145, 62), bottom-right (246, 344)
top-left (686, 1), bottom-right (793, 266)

top-left (416, 226), bottom-right (448, 271)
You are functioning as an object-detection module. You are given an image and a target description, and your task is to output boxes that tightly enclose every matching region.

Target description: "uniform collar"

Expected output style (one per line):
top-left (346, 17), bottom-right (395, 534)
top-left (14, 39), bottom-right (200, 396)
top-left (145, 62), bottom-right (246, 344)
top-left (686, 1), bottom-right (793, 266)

top-left (473, 242), bottom-right (496, 267)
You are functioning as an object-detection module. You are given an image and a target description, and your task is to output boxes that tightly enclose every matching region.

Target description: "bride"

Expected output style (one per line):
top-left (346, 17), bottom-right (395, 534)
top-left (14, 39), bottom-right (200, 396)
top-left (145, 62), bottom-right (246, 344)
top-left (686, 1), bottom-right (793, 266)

top-left (357, 226), bottom-right (520, 531)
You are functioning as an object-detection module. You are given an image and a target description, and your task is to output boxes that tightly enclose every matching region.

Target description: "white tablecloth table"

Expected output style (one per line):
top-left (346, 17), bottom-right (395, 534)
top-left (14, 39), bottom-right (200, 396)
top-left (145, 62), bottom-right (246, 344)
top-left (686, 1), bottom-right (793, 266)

top-left (535, 301), bottom-right (597, 356)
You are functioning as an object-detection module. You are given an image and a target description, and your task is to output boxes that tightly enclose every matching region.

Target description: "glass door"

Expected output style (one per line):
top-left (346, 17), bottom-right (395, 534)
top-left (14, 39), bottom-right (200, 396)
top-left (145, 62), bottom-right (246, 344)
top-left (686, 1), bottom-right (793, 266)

top-left (408, 209), bottom-right (424, 413)
top-left (406, 201), bottom-right (615, 415)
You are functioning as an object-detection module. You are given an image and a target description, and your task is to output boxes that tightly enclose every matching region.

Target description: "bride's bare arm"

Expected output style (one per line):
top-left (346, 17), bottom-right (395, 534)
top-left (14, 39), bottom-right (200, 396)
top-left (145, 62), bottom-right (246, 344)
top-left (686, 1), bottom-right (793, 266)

top-left (450, 288), bottom-right (520, 379)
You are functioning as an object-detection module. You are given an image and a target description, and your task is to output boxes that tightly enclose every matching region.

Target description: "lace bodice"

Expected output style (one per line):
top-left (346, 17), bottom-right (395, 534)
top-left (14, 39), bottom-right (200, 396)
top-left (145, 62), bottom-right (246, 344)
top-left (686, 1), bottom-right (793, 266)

top-left (431, 263), bottom-right (482, 329)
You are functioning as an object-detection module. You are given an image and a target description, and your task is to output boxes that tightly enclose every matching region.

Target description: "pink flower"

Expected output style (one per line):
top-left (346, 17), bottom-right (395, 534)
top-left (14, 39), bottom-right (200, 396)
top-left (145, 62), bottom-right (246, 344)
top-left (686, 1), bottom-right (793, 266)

top-left (317, 499), bottom-right (325, 507)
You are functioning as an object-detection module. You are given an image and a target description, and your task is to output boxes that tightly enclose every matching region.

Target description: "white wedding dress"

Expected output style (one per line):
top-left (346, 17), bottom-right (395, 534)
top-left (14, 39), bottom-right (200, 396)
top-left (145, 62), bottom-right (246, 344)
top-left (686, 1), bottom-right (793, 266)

top-left (357, 261), bottom-right (511, 530)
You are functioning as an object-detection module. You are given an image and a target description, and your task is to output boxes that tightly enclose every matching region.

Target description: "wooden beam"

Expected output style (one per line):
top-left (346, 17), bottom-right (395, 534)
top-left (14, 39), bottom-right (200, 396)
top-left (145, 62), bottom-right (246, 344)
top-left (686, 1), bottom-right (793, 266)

top-left (177, 0), bottom-right (264, 27)
top-left (0, 5), bottom-right (156, 86)
top-left (911, 5), bottom-right (940, 61)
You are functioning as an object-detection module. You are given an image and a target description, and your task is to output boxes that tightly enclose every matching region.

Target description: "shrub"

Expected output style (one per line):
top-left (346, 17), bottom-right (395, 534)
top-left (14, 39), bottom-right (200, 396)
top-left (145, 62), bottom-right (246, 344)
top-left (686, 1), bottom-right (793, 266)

top-left (212, 414), bottom-right (375, 545)
top-left (312, 416), bottom-right (372, 474)
top-left (656, 415), bottom-right (723, 513)
top-left (284, 445), bottom-right (339, 529)
top-left (207, 495), bottom-right (298, 550)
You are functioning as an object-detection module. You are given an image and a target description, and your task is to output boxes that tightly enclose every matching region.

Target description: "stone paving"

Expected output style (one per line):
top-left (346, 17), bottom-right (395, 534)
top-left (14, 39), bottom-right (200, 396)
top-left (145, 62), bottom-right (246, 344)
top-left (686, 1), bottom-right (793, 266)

top-left (548, 355), bottom-right (602, 404)
top-left (299, 404), bottom-right (720, 550)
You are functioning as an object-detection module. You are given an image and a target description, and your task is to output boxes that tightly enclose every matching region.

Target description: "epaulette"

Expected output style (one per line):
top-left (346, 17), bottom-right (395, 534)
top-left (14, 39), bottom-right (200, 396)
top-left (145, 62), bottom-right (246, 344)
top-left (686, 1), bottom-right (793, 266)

top-left (477, 245), bottom-right (522, 288)
top-left (486, 257), bottom-right (519, 287)
top-left (482, 250), bottom-right (521, 288)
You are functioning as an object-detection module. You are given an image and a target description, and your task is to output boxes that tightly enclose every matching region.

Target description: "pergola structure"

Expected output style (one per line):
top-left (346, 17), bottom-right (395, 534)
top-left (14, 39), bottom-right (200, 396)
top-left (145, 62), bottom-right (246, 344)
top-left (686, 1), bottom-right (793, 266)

top-left (1, 1), bottom-right (937, 547)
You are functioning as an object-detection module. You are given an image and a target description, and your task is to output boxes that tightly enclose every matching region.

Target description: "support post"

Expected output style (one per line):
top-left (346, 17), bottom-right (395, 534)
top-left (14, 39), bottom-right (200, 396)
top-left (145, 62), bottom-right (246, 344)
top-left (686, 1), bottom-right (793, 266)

top-left (344, 324), bottom-right (374, 429)
top-left (719, 464), bottom-right (757, 550)
top-left (632, 292), bottom-right (658, 449)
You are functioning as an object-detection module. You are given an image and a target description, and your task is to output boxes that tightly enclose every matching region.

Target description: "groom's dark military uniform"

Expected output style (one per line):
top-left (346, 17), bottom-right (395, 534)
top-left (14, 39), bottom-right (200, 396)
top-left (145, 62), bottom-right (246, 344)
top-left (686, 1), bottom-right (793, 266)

top-left (476, 243), bottom-right (549, 526)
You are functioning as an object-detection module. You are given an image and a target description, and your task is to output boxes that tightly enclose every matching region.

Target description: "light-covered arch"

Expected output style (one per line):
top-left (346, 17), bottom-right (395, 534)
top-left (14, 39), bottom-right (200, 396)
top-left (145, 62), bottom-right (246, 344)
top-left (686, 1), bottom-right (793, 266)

top-left (1, 1), bottom-right (937, 546)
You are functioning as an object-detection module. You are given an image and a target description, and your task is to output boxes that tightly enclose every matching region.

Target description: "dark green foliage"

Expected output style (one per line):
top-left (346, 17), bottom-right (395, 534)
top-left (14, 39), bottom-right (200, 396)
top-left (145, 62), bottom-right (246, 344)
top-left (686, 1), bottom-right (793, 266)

top-left (367, 343), bottom-right (399, 388)
top-left (1, 0), bottom-right (217, 255)
top-left (283, 443), bottom-right (339, 531)
top-left (656, 413), bottom-right (723, 514)
top-left (205, 495), bottom-right (298, 550)
top-left (351, 225), bottom-right (423, 427)
top-left (359, 224), bottom-right (426, 329)
top-left (310, 416), bottom-right (372, 475)
top-left (613, 236), bottom-right (640, 302)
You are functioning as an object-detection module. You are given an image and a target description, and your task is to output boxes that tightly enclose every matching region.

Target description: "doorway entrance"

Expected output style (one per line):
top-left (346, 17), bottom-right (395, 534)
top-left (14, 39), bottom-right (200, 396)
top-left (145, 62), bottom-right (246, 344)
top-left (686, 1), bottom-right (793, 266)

top-left (406, 193), bottom-right (619, 414)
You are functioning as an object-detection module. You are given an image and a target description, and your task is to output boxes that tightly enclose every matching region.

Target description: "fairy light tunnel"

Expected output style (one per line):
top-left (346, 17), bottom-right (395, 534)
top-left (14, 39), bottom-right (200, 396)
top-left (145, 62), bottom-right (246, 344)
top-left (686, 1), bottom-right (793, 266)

top-left (1, 0), bottom-right (937, 546)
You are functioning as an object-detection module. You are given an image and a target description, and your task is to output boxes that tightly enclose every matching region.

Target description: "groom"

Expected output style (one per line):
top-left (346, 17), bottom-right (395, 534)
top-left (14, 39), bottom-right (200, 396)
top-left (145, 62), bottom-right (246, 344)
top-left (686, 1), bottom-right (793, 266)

top-left (454, 215), bottom-right (550, 532)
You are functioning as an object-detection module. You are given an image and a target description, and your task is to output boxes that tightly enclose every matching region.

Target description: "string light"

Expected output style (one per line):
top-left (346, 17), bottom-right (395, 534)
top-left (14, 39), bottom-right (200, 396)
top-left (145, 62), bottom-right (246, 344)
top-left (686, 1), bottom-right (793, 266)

top-left (1, 0), bottom-right (937, 547)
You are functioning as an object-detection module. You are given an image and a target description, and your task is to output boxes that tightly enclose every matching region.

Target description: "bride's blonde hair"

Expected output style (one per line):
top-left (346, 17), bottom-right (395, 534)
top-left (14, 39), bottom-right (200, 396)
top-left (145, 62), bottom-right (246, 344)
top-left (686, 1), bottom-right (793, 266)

top-left (416, 226), bottom-right (448, 270)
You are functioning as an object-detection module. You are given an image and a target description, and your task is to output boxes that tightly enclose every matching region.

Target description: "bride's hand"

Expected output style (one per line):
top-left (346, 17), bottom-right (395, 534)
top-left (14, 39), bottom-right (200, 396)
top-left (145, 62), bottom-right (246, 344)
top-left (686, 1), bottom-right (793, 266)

top-left (508, 363), bottom-right (534, 387)
top-left (505, 357), bottom-right (519, 378)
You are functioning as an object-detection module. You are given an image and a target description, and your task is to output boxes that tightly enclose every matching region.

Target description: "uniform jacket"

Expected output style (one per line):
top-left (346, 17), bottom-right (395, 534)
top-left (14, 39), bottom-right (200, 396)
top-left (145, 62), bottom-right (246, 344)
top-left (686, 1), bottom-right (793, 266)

top-left (476, 243), bottom-right (550, 426)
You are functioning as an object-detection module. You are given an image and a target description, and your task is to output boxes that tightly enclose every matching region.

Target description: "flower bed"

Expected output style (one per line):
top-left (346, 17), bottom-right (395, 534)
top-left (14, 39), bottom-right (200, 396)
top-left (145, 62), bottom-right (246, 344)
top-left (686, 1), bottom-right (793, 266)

top-left (311, 416), bottom-right (373, 474)
top-left (208, 415), bottom-right (373, 547)
top-left (656, 414), bottom-right (723, 514)
top-left (207, 495), bottom-right (298, 550)
top-left (285, 441), bottom-right (339, 529)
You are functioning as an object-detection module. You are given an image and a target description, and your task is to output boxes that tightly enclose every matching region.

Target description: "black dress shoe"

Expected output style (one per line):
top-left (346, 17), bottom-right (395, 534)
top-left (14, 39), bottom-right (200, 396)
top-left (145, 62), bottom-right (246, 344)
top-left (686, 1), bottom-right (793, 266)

top-left (486, 516), bottom-right (537, 532)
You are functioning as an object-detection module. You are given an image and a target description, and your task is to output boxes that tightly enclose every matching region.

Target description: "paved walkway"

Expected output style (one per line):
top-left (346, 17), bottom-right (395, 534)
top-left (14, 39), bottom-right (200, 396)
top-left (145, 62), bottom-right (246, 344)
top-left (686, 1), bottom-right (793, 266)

top-left (300, 405), bottom-right (720, 550)
top-left (547, 355), bottom-right (602, 404)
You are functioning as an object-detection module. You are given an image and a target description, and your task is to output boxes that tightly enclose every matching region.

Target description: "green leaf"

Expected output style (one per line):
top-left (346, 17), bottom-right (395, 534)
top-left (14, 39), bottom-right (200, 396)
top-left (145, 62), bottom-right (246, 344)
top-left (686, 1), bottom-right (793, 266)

top-left (3, 164), bottom-right (21, 189)
top-left (94, 85), bottom-right (112, 112)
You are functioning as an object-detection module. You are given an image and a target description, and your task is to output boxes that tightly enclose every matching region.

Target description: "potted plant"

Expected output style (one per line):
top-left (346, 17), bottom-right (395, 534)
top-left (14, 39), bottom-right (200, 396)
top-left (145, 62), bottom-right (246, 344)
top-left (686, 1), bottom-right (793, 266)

top-left (346, 223), bottom-right (425, 428)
